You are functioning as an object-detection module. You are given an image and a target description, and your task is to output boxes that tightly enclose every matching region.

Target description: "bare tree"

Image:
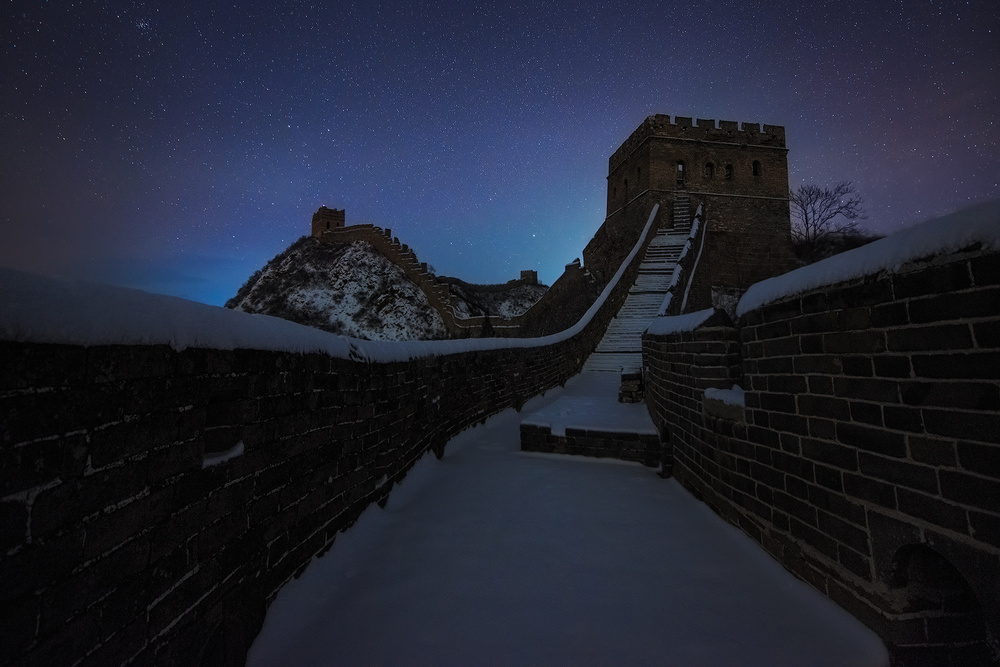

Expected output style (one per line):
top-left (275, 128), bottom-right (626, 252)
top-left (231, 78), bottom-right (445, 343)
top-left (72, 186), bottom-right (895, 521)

top-left (790, 181), bottom-right (867, 261)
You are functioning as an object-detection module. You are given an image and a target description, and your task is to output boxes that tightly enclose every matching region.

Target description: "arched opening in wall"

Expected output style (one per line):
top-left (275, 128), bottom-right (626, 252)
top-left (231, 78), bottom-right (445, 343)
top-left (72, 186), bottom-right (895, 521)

top-left (676, 160), bottom-right (685, 187)
top-left (704, 163), bottom-right (714, 179)
top-left (725, 164), bottom-right (733, 180)
top-left (887, 545), bottom-right (998, 665)
top-left (752, 160), bottom-right (762, 177)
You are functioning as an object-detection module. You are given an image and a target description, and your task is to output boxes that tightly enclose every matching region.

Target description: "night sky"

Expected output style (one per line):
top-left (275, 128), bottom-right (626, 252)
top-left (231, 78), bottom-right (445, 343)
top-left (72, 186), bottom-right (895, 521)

top-left (2, 1), bottom-right (997, 306)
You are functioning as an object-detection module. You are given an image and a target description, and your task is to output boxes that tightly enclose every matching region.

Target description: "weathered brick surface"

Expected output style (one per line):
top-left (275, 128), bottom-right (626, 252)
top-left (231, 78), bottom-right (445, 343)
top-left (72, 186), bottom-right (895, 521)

top-left (643, 245), bottom-right (1000, 663)
top-left (0, 246), bottom-right (643, 666)
top-left (520, 424), bottom-right (660, 467)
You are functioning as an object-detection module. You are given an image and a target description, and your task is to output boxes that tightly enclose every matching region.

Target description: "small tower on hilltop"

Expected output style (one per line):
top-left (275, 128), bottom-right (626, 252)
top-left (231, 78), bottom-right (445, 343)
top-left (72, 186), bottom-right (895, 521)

top-left (311, 206), bottom-right (345, 237)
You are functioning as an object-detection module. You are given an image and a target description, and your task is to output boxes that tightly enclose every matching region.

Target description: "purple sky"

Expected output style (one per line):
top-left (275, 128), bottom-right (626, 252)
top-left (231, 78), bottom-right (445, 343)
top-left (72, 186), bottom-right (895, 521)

top-left (2, 0), bottom-right (997, 306)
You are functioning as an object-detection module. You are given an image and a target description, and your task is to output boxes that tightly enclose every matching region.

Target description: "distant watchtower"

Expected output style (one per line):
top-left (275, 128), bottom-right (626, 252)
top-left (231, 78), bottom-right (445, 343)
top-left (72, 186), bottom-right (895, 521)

top-left (584, 114), bottom-right (795, 309)
top-left (311, 206), bottom-right (345, 237)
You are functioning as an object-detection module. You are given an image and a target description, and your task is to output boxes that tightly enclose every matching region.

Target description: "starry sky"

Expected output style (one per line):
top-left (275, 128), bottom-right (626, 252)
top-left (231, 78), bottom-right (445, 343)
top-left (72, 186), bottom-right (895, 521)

top-left (2, 1), bottom-right (997, 306)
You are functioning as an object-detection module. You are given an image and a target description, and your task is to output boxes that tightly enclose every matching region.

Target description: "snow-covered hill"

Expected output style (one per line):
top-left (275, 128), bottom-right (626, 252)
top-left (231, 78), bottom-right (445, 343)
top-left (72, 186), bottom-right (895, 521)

top-left (444, 279), bottom-right (549, 319)
top-left (227, 236), bottom-right (549, 340)
top-left (227, 237), bottom-right (449, 341)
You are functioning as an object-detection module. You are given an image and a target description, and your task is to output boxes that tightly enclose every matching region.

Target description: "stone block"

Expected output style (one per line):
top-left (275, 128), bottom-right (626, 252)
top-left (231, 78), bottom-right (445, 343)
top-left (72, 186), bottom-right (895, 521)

top-left (817, 509), bottom-right (870, 554)
top-left (912, 351), bottom-right (1000, 379)
top-left (857, 452), bottom-right (939, 494)
top-left (923, 408), bottom-right (1000, 442)
top-left (32, 461), bottom-right (148, 538)
top-left (843, 473), bottom-right (898, 510)
top-left (795, 394), bottom-right (851, 421)
top-left (908, 288), bottom-right (1000, 324)
top-left (887, 323), bottom-right (974, 352)
top-left (824, 331), bottom-right (886, 355)
top-left (900, 380), bottom-right (999, 410)
top-left (896, 488), bottom-right (969, 535)
top-left (0, 436), bottom-right (64, 497)
top-left (836, 544), bottom-right (872, 579)
top-left (973, 320), bottom-right (1000, 349)
top-left (893, 262), bottom-right (974, 299)
top-left (807, 484), bottom-right (866, 524)
top-left (939, 470), bottom-right (1000, 512)
top-left (873, 355), bottom-right (911, 378)
top-left (881, 406), bottom-right (923, 433)
top-left (837, 422), bottom-right (907, 458)
top-left (813, 464), bottom-right (845, 492)
top-left (907, 435), bottom-right (957, 467)
top-left (849, 401), bottom-right (883, 427)
top-left (969, 511), bottom-right (1000, 549)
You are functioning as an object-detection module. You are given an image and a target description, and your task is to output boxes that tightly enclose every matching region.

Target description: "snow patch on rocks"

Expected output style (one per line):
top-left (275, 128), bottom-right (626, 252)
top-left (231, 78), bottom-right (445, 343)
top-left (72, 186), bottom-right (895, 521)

top-left (704, 385), bottom-right (746, 407)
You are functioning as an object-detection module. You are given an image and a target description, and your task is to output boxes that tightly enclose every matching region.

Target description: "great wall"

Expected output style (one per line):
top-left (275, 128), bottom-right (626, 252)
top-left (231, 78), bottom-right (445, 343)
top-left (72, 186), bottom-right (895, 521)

top-left (2, 114), bottom-right (998, 665)
top-left (309, 208), bottom-right (541, 337)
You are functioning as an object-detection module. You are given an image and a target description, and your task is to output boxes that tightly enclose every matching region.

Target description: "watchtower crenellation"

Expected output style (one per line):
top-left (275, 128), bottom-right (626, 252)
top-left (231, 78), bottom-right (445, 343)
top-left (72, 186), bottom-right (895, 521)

top-left (608, 114), bottom-right (786, 173)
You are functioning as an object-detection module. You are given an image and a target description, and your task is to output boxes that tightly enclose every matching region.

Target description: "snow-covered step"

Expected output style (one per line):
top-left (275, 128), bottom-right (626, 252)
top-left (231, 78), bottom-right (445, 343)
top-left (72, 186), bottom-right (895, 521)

top-left (583, 195), bottom-right (694, 373)
top-left (584, 352), bottom-right (644, 373)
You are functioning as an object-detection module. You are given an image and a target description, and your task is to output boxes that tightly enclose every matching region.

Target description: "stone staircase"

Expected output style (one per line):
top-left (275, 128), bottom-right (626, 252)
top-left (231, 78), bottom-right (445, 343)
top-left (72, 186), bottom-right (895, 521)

top-left (582, 195), bottom-right (692, 373)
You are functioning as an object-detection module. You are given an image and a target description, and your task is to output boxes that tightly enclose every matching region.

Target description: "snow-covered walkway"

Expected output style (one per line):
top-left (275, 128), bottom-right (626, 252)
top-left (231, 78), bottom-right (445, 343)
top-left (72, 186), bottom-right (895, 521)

top-left (247, 379), bottom-right (889, 666)
top-left (520, 371), bottom-right (657, 437)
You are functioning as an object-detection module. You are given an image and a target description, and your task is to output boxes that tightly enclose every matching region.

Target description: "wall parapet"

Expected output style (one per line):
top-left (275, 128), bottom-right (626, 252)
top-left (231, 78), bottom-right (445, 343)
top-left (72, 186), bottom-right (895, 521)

top-left (609, 114), bottom-right (786, 173)
top-left (642, 218), bottom-right (1000, 663)
top-left (0, 205), bottom-right (663, 666)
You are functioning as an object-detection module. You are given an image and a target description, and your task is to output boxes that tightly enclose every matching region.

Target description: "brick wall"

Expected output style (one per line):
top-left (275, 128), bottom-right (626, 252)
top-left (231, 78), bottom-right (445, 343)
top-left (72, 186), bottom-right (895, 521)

top-left (0, 218), bottom-right (662, 666)
top-left (642, 245), bottom-right (1000, 664)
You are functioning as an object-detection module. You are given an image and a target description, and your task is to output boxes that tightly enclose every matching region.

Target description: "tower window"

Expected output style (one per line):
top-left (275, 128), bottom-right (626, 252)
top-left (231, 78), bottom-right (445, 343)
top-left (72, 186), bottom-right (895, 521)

top-left (705, 163), bottom-right (714, 179)
top-left (725, 164), bottom-right (733, 180)
top-left (752, 160), bottom-right (762, 177)
top-left (676, 160), bottom-right (685, 186)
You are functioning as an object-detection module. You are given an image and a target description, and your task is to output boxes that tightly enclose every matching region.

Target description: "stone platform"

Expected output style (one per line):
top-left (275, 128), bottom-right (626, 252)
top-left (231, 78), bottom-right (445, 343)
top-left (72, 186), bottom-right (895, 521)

top-left (519, 372), bottom-right (661, 467)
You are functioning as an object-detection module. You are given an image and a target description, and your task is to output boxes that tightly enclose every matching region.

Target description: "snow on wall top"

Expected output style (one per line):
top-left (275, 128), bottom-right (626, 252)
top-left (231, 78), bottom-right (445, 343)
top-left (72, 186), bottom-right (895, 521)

top-left (737, 200), bottom-right (1000, 317)
top-left (0, 206), bottom-right (661, 364)
top-left (704, 385), bottom-right (746, 407)
top-left (644, 307), bottom-right (715, 337)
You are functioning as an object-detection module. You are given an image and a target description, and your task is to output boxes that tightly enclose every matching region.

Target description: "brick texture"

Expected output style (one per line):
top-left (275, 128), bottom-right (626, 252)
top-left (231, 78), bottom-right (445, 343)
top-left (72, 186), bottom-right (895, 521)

top-left (643, 244), bottom-right (1000, 664)
top-left (0, 234), bottom-right (649, 666)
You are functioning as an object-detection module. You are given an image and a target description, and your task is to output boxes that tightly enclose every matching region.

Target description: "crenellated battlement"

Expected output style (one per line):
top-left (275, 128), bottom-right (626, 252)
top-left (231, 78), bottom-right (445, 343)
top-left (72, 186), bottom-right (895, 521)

top-left (609, 114), bottom-right (785, 173)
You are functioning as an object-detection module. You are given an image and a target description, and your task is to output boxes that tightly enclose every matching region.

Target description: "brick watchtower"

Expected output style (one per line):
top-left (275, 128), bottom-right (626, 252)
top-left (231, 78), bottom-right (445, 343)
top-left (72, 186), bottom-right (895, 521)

top-left (311, 206), bottom-right (345, 237)
top-left (584, 115), bottom-right (795, 308)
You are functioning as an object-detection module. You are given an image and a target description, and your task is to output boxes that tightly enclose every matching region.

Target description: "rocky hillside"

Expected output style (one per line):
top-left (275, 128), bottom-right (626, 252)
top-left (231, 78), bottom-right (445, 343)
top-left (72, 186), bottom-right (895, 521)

top-left (227, 237), bottom-right (449, 340)
top-left (442, 278), bottom-right (549, 319)
top-left (227, 236), bottom-right (548, 340)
